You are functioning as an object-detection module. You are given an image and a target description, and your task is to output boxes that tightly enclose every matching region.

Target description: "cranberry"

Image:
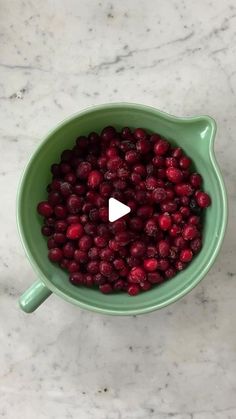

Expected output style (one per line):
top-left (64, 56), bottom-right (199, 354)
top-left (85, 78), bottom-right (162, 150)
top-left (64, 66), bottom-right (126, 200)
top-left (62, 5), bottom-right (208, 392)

top-left (100, 247), bottom-right (114, 261)
top-left (182, 224), bottom-right (198, 240)
top-left (165, 267), bottom-right (176, 279)
top-left (146, 245), bottom-right (158, 257)
top-left (121, 127), bottom-right (132, 139)
top-left (179, 206), bottom-right (190, 218)
top-left (172, 212), bottom-right (183, 224)
top-left (67, 260), bottom-right (80, 273)
top-left (109, 239), bottom-right (120, 251)
top-left (171, 147), bottom-right (183, 159)
top-left (188, 214), bottom-right (200, 226)
top-left (133, 164), bottom-right (146, 176)
top-left (54, 205), bottom-right (67, 219)
top-left (47, 238), bottom-right (56, 249)
top-left (130, 241), bottom-right (146, 257)
top-left (69, 272), bottom-right (84, 285)
top-left (174, 236), bottom-right (186, 250)
top-left (127, 284), bottom-right (140, 296)
top-left (145, 218), bottom-right (158, 236)
top-left (137, 205), bottom-right (153, 219)
top-left (190, 173), bottom-right (202, 188)
top-left (169, 224), bottom-right (181, 237)
top-left (152, 187), bottom-right (167, 203)
top-left (196, 192), bottom-right (211, 208)
top-left (94, 236), bottom-right (107, 248)
top-left (158, 259), bottom-right (170, 271)
top-left (166, 167), bottom-right (183, 184)
top-left (143, 258), bottom-right (158, 272)
top-left (74, 249), bottom-right (88, 263)
top-left (125, 150), bottom-right (139, 164)
top-left (37, 202), bottom-right (53, 218)
top-left (99, 283), bottom-right (113, 294)
top-left (190, 237), bottom-right (202, 253)
top-left (113, 280), bottom-right (126, 291)
top-left (134, 128), bottom-right (147, 140)
top-left (159, 214), bottom-right (172, 231)
top-left (66, 223), bottom-right (84, 240)
top-left (113, 259), bottom-right (125, 270)
top-left (175, 260), bottom-right (186, 271)
top-left (60, 162), bottom-right (71, 174)
top-left (51, 164), bottom-right (61, 177)
top-left (99, 261), bottom-right (113, 277)
top-left (158, 240), bottom-right (170, 257)
top-left (78, 235), bottom-right (93, 251)
top-left (179, 156), bottom-right (191, 169)
top-left (136, 139), bottom-right (150, 154)
top-left (55, 220), bottom-right (67, 233)
top-left (89, 208), bottom-right (99, 221)
top-left (165, 157), bottom-right (178, 167)
top-left (148, 272), bottom-right (163, 284)
top-left (88, 170), bottom-right (103, 189)
top-left (84, 274), bottom-right (94, 287)
top-left (115, 231), bottom-right (131, 246)
top-left (154, 139), bottom-right (169, 155)
top-left (99, 182), bottom-right (112, 197)
top-left (152, 156), bottom-right (165, 167)
top-left (140, 281), bottom-right (152, 291)
top-left (41, 226), bottom-right (53, 236)
top-left (53, 232), bottom-right (66, 244)
top-left (161, 201), bottom-right (177, 213)
top-left (74, 184), bottom-right (86, 195)
top-left (87, 261), bottom-right (99, 274)
top-left (67, 195), bottom-right (82, 214)
top-left (180, 248), bottom-right (193, 262)
top-left (128, 267), bottom-right (146, 283)
top-left (93, 273), bottom-right (106, 285)
top-left (88, 247), bottom-right (100, 260)
top-left (84, 222), bottom-right (97, 235)
top-left (175, 183), bottom-right (194, 196)
top-left (101, 126), bottom-right (116, 142)
top-left (76, 162), bottom-right (92, 179)
top-left (129, 217), bottom-right (143, 231)
top-left (48, 248), bottom-right (63, 262)
top-left (62, 242), bottom-right (75, 259)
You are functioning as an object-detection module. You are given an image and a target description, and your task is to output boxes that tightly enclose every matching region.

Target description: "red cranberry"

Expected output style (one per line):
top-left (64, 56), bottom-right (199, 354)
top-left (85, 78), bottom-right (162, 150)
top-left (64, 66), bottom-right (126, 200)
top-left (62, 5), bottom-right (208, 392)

top-left (190, 173), bottom-right (202, 188)
top-left (55, 220), bottom-right (67, 233)
top-left (133, 164), bottom-right (146, 176)
top-left (188, 215), bottom-right (200, 225)
top-left (181, 196), bottom-right (190, 206)
top-left (161, 201), bottom-right (177, 213)
top-left (190, 237), bottom-right (202, 253)
top-left (88, 170), bottom-right (103, 189)
top-left (99, 283), bottom-right (113, 294)
top-left (121, 127), bottom-right (132, 139)
top-left (113, 280), bottom-right (126, 291)
top-left (41, 226), bottom-right (53, 236)
top-left (111, 219), bottom-right (126, 233)
top-left (100, 247), bottom-right (114, 261)
top-left (74, 249), bottom-right (88, 263)
top-left (62, 242), bottom-right (75, 259)
top-left (106, 146), bottom-right (118, 158)
top-left (175, 183), bottom-right (194, 196)
top-left (148, 272), bottom-right (163, 284)
top-left (154, 139), bottom-right (169, 156)
top-left (66, 223), bottom-right (84, 240)
top-left (180, 248), bottom-right (193, 262)
top-left (152, 156), bottom-right (165, 167)
top-left (171, 147), bottom-right (183, 159)
top-left (165, 157), bottom-right (178, 167)
top-left (145, 218), bottom-right (158, 236)
top-left (125, 150), bottom-right (139, 164)
top-left (143, 258), bottom-right (158, 272)
top-left (99, 261), bottom-right (113, 277)
top-left (182, 224), bottom-right (198, 240)
top-left (172, 212), bottom-right (183, 224)
top-left (74, 184), bottom-right (86, 195)
top-left (87, 261), bottom-right (99, 274)
top-left (101, 126), bottom-right (116, 142)
top-left (99, 182), bottom-right (112, 197)
top-left (175, 260), bottom-right (186, 271)
top-left (158, 214), bottom-right (172, 231)
top-left (179, 206), bottom-right (190, 218)
top-left (67, 195), bottom-right (82, 214)
top-left (67, 261), bottom-right (80, 273)
top-left (134, 128), bottom-right (147, 140)
top-left (88, 247), bottom-right (100, 260)
top-left (84, 222), bottom-right (97, 235)
top-left (140, 281), bottom-right (152, 291)
top-left (94, 236), bottom-right (107, 248)
top-left (179, 156), bottom-right (191, 169)
top-left (137, 205), bottom-right (153, 219)
top-left (76, 162), bottom-right (92, 179)
top-left (48, 191), bottom-right (62, 206)
top-left (136, 139), bottom-right (150, 154)
top-left (78, 235), bottom-right (93, 251)
top-left (166, 167), bottom-right (183, 184)
top-left (37, 202), bottom-right (53, 218)
top-left (130, 241), bottom-right (146, 257)
top-left (113, 259), bottom-right (125, 270)
top-left (109, 239), bottom-right (120, 251)
top-left (165, 267), bottom-right (176, 279)
top-left (47, 238), bottom-right (56, 249)
top-left (127, 284), bottom-right (140, 296)
top-left (93, 273), bottom-right (106, 285)
top-left (53, 233), bottom-right (66, 244)
top-left (174, 236), bottom-right (186, 250)
top-left (152, 187), bottom-right (167, 203)
top-left (158, 259), bottom-right (170, 271)
top-left (69, 272), bottom-right (85, 285)
top-left (51, 164), bottom-right (61, 177)
top-left (48, 248), bottom-right (63, 262)
top-left (89, 208), bottom-right (99, 221)
top-left (107, 156), bottom-right (123, 170)
top-left (115, 231), bottom-right (131, 246)
top-left (146, 245), bottom-right (157, 257)
top-left (196, 192), bottom-right (211, 208)
top-left (169, 224), bottom-right (181, 237)
top-left (54, 205), bottom-right (67, 219)
top-left (60, 162), bottom-right (71, 174)
top-left (158, 240), bottom-right (170, 257)
top-left (128, 267), bottom-right (146, 283)
top-left (129, 217), bottom-right (143, 231)
top-left (165, 187), bottom-right (175, 199)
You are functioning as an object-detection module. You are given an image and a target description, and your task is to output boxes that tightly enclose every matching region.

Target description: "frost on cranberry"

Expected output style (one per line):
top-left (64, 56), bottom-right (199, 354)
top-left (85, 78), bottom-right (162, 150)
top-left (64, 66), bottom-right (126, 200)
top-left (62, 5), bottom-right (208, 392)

top-left (37, 125), bottom-right (211, 296)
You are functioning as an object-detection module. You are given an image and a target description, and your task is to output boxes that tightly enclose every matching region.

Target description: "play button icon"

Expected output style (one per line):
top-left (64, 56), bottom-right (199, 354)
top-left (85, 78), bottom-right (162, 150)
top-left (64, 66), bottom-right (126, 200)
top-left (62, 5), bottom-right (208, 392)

top-left (108, 198), bottom-right (131, 222)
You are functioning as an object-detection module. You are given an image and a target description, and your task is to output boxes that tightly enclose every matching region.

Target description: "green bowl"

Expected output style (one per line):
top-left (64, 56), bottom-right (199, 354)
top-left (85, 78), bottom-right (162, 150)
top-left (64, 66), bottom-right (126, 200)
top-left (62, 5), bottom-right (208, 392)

top-left (17, 103), bottom-right (228, 315)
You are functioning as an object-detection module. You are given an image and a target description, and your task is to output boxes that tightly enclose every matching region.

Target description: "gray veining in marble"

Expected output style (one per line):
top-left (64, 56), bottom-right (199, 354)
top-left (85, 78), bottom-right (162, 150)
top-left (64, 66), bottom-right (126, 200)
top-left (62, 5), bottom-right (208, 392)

top-left (0, 0), bottom-right (236, 418)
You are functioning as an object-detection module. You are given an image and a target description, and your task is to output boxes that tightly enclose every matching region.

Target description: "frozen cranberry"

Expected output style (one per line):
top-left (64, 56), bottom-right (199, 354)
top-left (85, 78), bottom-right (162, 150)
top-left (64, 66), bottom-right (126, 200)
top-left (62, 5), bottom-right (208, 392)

top-left (190, 173), bottom-right (202, 188)
top-left (87, 261), bottom-right (99, 274)
top-left (41, 226), bottom-right (52, 236)
top-left (181, 196), bottom-right (190, 206)
top-left (128, 267), bottom-right (146, 283)
top-left (146, 245), bottom-right (157, 257)
top-left (190, 237), bottom-right (202, 253)
top-left (136, 139), bottom-right (150, 154)
top-left (152, 187), bottom-right (167, 203)
top-left (121, 127), bottom-right (132, 139)
top-left (64, 172), bottom-right (76, 184)
top-left (99, 182), bottom-right (112, 197)
top-left (152, 155), bottom-right (165, 167)
top-left (99, 247), bottom-right (113, 261)
top-left (196, 192), bottom-right (211, 208)
top-left (99, 283), bottom-right (113, 293)
top-left (67, 195), bottom-right (82, 214)
top-left (165, 187), bottom-right (175, 200)
top-left (145, 218), bottom-right (158, 236)
top-left (161, 201), bottom-right (177, 213)
top-left (133, 164), bottom-right (146, 176)
top-left (175, 183), bottom-right (194, 196)
top-left (89, 208), bottom-right (99, 221)
top-left (166, 167), bottom-right (183, 183)
top-left (60, 163), bottom-right (71, 174)
top-left (51, 163), bottom-right (61, 177)
top-left (171, 147), bottom-right (183, 159)
top-left (55, 220), bottom-right (67, 233)
top-left (93, 236), bottom-right (107, 248)
top-left (158, 214), bottom-right (172, 231)
top-left (37, 202), bottom-right (53, 217)
top-left (179, 156), bottom-right (191, 169)
top-left (182, 224), bottom-right (198, 240)
top-left (127, 284), bottom-right (140, 296)
top-left (188, 215), bottom-right (200, 225)
top-left (154, 139), bottom-right (169, 155)
top-left (129, 217), bottom-right (143, 231)
top-left (48, 248), bottom-right (63, 262)
top-left (83, 222), bottom-right (96, 236)
top-left (53, 233), bottom-right (66, 244)
top-left (88, 170), bottom-right (103, 188)
top-left (99, 261), bottom-right (113, 277)
top-left (158, 240), bottom-right (170, 257)
top-left (130, 241), bottom-right (146, 257)
top-left (171, 212), bottom-right (183, 224)
top-left (78, 235), bottom-right (93, 251)
top-left (174, 236), bottom-right (186, 250)
top-left (113, 280), bottom-right (126, 291)
top-left (101, 126), bottom-right (116, 142)
top-left (47, 238), bottom-right (56, 249)
top-left (74, 250), bottom-right (88, 264)
top-left (148, 272), bottom-right (163, 284)
top-left (179, 206), bottom-right (190, 218)
top-left (66, 223), bottom-right (84, 240)
top-left (74, 184), bottom-right (86, 196)
top-left (143, 258), bottom-right (158, 272)
top-left (88, 247), bottom-right (100, 260)
top-left (63, 242), bottom-right (75, 259)
top-left (180, 248), bottom-right (193, 262)
top-left (165, 267), bottom-right (176, 279)
top-left (169, 224), bottom-right (181, 237)
top-left (158, 259), bottom-right (170, 271)
top-left (67, 261), bottom-right (80, 273)
top-left (54, 205), bottom-right (67, 219)
top-left (137, 205), bottom-right (153, 219)
top-left (113, 259), bottom-right (125, 270)
top-left (108, 239), bottom-right (120, 251)
top-left (140, 281), bottom-right (152, 291)
top-left (76, 162), bottom-right (92, 179)
top-left (134, 128), bottom-right (147, 140)
top-left (93, 273), bottom-right (106, 285)
top-left (165, 157), bottom-right (178, 167)
top-left (125, 150), bottom-right (139, 164)
top-left (69, 272), bottom-right (84, 285)
top-left (115, 231), bottom-right (131, 246)
top-left (175, 260), bottom-right (186, 271)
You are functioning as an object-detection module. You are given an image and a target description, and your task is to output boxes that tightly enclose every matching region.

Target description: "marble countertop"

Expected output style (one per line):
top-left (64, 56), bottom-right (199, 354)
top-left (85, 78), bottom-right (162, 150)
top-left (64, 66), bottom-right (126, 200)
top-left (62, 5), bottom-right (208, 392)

top-left (0, 0), bottom-right (235, 418)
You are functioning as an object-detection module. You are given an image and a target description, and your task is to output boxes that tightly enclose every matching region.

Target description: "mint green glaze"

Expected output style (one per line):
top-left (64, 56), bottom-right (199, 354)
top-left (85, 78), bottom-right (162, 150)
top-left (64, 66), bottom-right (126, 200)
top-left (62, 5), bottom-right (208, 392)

top-left (19, 280), bottom-right (52, 313)
top-left (17, 103), bottom-right (228, 315)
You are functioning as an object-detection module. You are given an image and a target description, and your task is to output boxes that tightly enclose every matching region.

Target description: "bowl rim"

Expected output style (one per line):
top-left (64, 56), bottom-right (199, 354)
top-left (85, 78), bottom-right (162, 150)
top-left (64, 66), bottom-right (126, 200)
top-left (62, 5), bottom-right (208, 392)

top-left (16, 102), bottom-right (228, 315)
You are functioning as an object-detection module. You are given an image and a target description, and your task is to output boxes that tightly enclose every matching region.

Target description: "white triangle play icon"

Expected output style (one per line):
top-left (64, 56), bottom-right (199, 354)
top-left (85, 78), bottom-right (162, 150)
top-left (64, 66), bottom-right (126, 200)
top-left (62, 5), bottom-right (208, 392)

top-left (108, 198), bottom-right (131, 222)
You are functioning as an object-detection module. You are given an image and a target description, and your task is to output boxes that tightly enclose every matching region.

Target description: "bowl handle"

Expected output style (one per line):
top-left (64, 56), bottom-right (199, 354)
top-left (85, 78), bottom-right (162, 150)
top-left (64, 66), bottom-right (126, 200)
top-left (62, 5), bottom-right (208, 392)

top-left (19, 280), bottom-right (52, 313)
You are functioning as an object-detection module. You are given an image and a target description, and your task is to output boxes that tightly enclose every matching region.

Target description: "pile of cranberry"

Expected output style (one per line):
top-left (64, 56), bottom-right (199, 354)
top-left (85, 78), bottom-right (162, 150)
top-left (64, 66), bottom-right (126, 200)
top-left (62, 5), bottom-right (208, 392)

top-left (37, 126), bottom-right (211, 296)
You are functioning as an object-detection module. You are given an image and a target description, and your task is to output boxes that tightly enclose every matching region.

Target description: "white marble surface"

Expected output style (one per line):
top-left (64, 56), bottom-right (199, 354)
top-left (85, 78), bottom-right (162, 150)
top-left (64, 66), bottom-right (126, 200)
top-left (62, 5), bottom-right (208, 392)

top-left (0, 0), bottom-right (236, 418)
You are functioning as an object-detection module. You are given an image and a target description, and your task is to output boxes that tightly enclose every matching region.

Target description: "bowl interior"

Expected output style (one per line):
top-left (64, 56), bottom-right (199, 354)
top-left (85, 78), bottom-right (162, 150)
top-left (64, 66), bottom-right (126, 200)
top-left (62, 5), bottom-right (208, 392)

top-left (17, 104), bottom-right (227, 314)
